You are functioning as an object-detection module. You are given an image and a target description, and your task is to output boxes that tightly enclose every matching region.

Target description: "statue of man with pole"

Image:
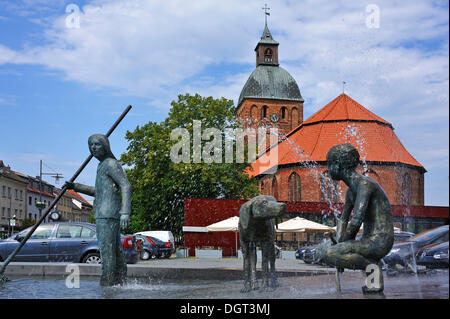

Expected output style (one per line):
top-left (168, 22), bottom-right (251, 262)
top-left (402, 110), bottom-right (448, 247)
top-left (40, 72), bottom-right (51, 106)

top-left (0, 106), bottom-right (132, 287)
top-left (66, 134), bottom-right (132, 286)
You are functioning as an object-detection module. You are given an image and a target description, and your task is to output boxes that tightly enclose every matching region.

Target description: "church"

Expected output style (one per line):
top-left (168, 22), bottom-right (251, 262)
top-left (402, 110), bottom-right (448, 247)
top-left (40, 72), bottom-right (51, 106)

top-left (236, 20), bottom-right (425, 206)
top-left (182, 18), bottom-right (447, 257)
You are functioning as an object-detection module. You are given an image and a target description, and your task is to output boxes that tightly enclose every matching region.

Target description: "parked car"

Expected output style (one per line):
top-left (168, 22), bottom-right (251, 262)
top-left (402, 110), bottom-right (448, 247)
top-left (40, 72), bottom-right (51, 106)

top-left (0, 222), bottom-right (139, 264)
top-left (135, 231), bottom-right (176, 255)
top-left (383, 225), bottom-right (449, 270)
top-left (417, 241), bottom-right (449, 269)
top-left (296, 244), bottom-right (319, 264)
top-left (296, 231), bottom-right (416, 264)
top-left (134, 234), bottom-right (158, 260)
top-left (393, 231), bottom-right (415, 243)
top-left (135, 234), bottom-right (173, 259)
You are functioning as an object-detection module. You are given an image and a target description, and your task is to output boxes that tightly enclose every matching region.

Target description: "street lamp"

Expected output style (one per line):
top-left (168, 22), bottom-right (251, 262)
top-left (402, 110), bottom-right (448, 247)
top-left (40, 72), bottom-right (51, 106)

top-left (37, 160), bottom-right (63, 222)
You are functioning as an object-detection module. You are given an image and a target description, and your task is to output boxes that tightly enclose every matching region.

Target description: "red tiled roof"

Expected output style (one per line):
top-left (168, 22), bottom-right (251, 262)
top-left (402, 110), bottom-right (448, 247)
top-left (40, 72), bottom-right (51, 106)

top-left (26, 187), bottom-right (56, 198)
top-left (67, 189), bottom-right (91, 206)
top-left (27, 187), bottom-right (41, 194)
top-left (302, 94), bottom-right (391, 126)
top-left (12, 170), bottom-right (27, 177)
top-left (249, 94), bottom-right (424, 177)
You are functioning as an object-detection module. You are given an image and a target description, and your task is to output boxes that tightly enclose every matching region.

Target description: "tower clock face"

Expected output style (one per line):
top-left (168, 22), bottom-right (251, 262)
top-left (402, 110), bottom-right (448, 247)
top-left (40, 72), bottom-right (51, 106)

top-left (270, 113), bottom-right (279, 123)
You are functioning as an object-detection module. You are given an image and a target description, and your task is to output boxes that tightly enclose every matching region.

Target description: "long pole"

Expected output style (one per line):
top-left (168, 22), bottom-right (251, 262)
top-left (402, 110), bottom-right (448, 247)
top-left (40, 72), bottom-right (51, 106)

top-left (39, 160), bottom-right (43, 222)
top-left (0, 105), bottom-right (132, 279)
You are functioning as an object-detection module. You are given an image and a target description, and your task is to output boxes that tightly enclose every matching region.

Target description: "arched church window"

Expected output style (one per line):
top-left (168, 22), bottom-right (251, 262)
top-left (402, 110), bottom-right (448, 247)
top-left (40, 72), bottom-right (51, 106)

top-left (264, 48), bottom-right (273, 62)
top-left (401, 173), bottom-right (412, 205)
top-left (281, 107), bottom-right (287, 120)
top-left (319, 172), bottom-right (339, 204)
top-left (250, 104), bottom-right (258, 121)
top-left (272, 176), bottom-right (278, 200)
top-left (289, 173), bottom-right (301, 202)
top-left (291, 107), bottom-right (299, 125)
top-left (262, 105), bottom-right (268, 118)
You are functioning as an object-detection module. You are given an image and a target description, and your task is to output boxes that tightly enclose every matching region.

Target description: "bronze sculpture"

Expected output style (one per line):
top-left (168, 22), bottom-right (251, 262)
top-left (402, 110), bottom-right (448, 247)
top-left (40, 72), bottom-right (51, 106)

top-left (66, 134), bottom-right (132, 286)
top-left (314, 143), bottom-right (394, 294)
top-left (238, 195), bottom-right (286, 292)
top-left (0, 106), bottom-right (132, 287)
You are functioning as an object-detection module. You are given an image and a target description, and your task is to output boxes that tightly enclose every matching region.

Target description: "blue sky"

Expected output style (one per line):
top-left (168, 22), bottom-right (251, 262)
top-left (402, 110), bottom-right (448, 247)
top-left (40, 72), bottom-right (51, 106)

top-left (0, 0), bottom-right (448, 206)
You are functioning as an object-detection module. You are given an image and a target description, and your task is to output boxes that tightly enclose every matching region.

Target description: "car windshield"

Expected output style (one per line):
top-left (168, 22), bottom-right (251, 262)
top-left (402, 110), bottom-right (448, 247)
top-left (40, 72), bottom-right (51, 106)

top-left (407, 226), bottom-right (448, 243)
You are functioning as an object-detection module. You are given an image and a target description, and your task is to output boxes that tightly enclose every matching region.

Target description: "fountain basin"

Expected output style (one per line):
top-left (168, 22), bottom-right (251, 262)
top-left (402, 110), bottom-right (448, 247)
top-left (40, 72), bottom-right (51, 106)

top-left (0, 269), bottom-right (447, 299)
top-left (1, 259), bottom-right (448, 299)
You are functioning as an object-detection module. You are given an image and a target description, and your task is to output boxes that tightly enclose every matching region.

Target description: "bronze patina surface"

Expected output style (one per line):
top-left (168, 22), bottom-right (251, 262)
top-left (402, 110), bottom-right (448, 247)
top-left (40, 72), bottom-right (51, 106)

top-left (315, 143), bottom-right (394, 293)
top-left (67, 134), bottom-right (131, 286)
top-left (238, 195), bottom-right (286, 292)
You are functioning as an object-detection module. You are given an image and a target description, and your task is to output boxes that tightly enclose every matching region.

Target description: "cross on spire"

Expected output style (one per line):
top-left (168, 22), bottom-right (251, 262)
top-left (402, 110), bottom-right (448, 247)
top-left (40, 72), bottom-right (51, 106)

top-left (262, 3), bottom-right (270, 25)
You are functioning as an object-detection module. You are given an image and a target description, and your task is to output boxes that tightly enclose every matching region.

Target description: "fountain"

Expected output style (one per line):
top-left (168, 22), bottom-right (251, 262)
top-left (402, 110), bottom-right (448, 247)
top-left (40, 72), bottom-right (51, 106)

top-left (0, 115), bottom-right (447, 300)
top-left (0, 267), bottom-right (447, 299)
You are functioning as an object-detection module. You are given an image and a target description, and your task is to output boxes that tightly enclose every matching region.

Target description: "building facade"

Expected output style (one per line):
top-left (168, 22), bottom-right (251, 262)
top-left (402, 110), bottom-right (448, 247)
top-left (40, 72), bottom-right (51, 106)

top-left (0, 161), bottom-right (28, 234)
top-left (66, 189), bottom-right (93, 222)
top-left (1, 161), bottom-right (93, 230)
top-left (54, 187), bottom-right (75, 221)
top-left (26, 175), bottom-right (57, 223)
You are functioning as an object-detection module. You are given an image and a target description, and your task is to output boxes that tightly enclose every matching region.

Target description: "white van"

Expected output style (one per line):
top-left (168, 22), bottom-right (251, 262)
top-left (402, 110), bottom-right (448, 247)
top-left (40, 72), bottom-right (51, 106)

top-left (135, 231), bottom-right (176, 253)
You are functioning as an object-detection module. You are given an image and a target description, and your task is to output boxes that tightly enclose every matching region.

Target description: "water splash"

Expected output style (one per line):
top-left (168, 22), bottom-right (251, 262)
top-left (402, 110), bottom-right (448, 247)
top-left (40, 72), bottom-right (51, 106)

top-left (276, 134), bottom-right (343, 224)
top-left (341, 124), bottom-right (369, 174)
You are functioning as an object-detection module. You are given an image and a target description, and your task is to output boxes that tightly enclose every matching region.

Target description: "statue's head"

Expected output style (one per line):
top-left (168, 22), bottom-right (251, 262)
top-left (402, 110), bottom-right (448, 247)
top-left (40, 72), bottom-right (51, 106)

top-left (326, 143), bottom-right (360, 180)
top-left (88, 134), bottom-right (116, 161)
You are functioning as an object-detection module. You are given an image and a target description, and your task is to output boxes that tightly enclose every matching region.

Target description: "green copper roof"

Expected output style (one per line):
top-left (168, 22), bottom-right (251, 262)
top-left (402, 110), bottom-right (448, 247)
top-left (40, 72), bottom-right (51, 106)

top-left (258, 22), bottom-right (279, 45)
top-left (238, 65), bottom-right (303, 106)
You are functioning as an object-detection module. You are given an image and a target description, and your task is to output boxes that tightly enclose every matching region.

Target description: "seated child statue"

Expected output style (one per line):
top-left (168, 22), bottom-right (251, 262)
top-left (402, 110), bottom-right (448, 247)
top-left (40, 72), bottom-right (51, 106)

top-left (315, 143), bottom-right (394, 289)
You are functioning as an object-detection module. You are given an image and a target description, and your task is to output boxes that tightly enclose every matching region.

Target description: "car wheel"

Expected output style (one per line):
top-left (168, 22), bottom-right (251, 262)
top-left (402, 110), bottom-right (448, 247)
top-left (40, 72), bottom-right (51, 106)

top-left (82, 252), bottom-right (101, 264)
top-left (140, 250), bottom-right (151, 260)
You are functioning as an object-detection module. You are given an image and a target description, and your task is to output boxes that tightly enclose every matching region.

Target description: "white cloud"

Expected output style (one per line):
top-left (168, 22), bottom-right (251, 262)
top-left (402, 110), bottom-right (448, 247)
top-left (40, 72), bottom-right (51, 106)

top-left (0, 0), bottom-right (448, 204)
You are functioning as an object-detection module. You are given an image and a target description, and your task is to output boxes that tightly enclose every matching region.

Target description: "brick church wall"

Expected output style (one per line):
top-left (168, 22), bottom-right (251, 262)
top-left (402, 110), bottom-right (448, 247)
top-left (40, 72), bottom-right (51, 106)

top-left (257, 164), bottom-right (424, 206)
top-left (237, 98), bottom-right (303, 133)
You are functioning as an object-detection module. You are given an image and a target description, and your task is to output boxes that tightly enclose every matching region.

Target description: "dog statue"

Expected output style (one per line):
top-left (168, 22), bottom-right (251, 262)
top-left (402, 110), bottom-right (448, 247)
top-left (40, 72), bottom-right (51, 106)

top-left (238, 195), bottom-right (286, 292)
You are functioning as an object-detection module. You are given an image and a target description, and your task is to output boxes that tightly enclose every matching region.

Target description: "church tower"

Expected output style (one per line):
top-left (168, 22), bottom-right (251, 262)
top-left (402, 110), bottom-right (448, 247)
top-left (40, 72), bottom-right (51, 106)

top-left (236, 13), bottom-right (304, 137)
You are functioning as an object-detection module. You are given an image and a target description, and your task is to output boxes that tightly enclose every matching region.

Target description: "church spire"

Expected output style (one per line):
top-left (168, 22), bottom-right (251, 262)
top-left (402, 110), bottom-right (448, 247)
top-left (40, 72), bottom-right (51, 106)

top-left (254, 4), bottom-right (279, 66)
top-left (263, 4), bottom-right (270, 28)
top-left (259, 4), bottom-right (278, 45)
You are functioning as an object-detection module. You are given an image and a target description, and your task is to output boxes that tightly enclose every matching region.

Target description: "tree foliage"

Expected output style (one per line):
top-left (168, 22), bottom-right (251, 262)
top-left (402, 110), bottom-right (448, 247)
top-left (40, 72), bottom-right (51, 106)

top-left (120, 94), bottom-right (258, 237)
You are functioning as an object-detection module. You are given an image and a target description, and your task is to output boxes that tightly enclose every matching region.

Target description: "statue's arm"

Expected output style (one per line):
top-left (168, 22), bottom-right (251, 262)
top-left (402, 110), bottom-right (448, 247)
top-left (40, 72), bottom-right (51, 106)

top-left (66, 182), bottom-right (95, 197)
top-left (341, 186), bottom-right (370, 242)
top-left (337, 190), bottom-right (354, 242)
top-left (108, 160), bottom-right (132, 216)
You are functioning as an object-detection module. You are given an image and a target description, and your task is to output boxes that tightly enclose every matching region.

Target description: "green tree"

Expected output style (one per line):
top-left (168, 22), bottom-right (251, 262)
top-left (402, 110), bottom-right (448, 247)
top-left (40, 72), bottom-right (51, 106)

top-left (120, 93), bottom-right (258, 236)
top-left (20, 217), bottom-right (36, 230)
